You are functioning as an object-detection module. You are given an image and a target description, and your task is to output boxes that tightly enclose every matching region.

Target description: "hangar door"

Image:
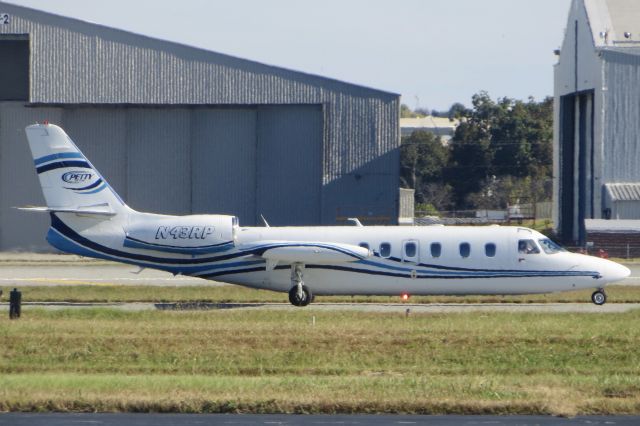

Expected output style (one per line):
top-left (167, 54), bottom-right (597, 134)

top-left (60, 105), bottom-right (323, 226)
top-left (191, 105), bottom-right (323, 226)
top-left (559, 91), bottom-right (594, 244)
top-left (256, 105), bottom-right (322, 226)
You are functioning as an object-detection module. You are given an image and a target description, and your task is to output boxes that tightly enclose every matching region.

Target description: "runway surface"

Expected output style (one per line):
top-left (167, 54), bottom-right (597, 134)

top-left (0, 414), bottom-right (639, 426)
top-left (0, 263), bottom-right (209, 286)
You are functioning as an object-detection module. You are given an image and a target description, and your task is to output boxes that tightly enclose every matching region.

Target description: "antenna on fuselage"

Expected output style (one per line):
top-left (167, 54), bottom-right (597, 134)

top-left (260, 214), bottom-right (270, 227)
top-left (347, 217), bottom-right (363, 227)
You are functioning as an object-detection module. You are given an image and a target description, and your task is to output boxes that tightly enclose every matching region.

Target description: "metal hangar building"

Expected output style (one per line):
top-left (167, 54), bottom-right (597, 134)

top-left (0, 2), bottom-right (400, 251)
top-left (554, 0), bottom-right (640, 243)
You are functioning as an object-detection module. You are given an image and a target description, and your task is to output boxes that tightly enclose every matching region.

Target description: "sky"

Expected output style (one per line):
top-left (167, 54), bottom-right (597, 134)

top-left (6, 0), bottom-right (572, 111)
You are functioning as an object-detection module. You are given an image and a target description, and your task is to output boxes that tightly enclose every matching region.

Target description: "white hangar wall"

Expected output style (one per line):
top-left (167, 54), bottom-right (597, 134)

top-left (554, 0), bottom-right (640, 243)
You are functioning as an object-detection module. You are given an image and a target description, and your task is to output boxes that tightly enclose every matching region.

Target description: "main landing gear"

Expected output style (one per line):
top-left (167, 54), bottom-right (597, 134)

top-left (288, 263), bottom-right (313, 307)
top-left (591, 288), bottom-right (607, 305)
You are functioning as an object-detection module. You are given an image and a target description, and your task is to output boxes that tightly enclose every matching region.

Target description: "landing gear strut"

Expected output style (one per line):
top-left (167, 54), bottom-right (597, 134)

top-left (591, 289), bottom-right (607, 306)
top-left (288, 263), bottom-right (313, 307)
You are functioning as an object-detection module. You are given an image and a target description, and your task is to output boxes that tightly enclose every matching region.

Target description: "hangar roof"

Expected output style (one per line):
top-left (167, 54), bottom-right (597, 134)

top-left (0, 1), bottom-right (399, 104)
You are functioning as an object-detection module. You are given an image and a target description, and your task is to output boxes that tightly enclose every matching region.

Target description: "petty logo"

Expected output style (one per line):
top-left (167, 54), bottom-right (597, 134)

top-left (62, 171), bottom-right (93, 184)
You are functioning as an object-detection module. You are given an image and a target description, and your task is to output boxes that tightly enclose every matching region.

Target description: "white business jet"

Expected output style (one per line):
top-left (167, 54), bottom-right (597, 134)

top-left (22, 123), bottom-right (630, 306)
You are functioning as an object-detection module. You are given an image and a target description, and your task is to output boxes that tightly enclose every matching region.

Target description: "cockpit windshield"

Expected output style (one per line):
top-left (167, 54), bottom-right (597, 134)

top-left (538, 238), bottom-right (566, 254)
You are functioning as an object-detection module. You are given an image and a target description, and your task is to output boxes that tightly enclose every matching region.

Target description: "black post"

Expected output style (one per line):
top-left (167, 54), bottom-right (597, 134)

top-left (9, 288), bottom-right (21, 319)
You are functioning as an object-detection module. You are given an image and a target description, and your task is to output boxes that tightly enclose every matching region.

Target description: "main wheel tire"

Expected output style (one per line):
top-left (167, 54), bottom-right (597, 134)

top-left (288, 285), bottom-right (312, 307)
top-left (591, 290), bottom-right (606, 306)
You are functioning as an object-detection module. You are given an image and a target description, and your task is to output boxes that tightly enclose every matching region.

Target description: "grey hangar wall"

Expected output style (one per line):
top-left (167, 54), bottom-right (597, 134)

top-left (0, 2), bottom-right (400, 251)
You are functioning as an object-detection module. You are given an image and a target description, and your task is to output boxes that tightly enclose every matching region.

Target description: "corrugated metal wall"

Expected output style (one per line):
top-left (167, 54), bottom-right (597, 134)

top-left (611, 201), bottom-right (640, 220)
top-left (602, 50), bottom-right (640, 183)
top-left (191, 109), bottom-right (257, 220)
top-left (0, 103), bottom-right (60, 250)
top-left (126, 109), bottom-right (192, 214)
top-left (0, 2), bottom-right (400, 250)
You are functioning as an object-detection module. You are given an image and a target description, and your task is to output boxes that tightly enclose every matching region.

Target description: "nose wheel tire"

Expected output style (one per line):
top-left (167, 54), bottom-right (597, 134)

top-left (591, 289), bottom-right (607, 306)
top-left (288, 284), bottom-right (312, 307)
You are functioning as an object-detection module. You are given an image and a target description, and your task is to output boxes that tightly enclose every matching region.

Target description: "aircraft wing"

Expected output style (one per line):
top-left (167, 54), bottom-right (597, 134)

top-left (243, 240), bottom-right (371, 270)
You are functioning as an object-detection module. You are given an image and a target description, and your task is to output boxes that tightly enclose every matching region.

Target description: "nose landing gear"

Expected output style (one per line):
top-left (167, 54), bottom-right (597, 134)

top-left (288, 263), bottom-right (313, 307)
top-left (591, 289), bottom-right (607, 305)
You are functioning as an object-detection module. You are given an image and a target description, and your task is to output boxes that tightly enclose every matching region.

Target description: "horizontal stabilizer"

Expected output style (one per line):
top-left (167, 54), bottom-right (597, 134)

top-left (16, 203), bottom-right (116, 217)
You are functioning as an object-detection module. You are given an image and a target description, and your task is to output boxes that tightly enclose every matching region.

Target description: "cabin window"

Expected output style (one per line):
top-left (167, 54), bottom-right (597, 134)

top-left (518, 239), bottom-right (540, 254)
top-left (430, 242), bottom-right (442, 258)
top-left (485, 243), bottom-right (496, 257)
top-left (380, 242), bottom-right (391, 258)
top-left (459, 242), bottom-right (471, 258)
top-left (359, 242), bottom-right (370, 250)
top-left (404, 242), bottom-right (417, 258)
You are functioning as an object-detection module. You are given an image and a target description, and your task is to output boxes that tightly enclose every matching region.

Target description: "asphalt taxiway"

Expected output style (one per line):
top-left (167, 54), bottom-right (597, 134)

top-left (1, 414), bottom-right (639, 426)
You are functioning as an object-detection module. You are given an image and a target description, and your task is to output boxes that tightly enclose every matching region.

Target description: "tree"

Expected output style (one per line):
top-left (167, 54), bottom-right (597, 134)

top-left (446, 93), bottom-right (496, 207)
top-left (400, 130), bottom-right (449, 211)
top-left (446, 92), bottom-right (553, 209)
top-left (491, 96), bottom-right (553, 180)
top-left (400, 104), bottom-right (430, 118)
top-left (447, 102), bottom-right (468, 119)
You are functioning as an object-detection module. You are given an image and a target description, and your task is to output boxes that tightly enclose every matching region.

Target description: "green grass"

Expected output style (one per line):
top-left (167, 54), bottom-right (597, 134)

top-left (7, 284), bottom-right (640, 304)
top-left (1, 309), bottom-right (640, 414)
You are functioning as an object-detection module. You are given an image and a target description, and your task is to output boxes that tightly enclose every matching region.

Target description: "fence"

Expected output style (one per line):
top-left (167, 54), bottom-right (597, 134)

top-left (415, 202), bottom-right (552, 225)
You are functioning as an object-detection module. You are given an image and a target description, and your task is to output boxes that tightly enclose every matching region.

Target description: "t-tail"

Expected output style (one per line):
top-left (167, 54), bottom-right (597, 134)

top-left (25, 123), bottom-right (129, 216)
top-left (23, 123), bottom-right (237, 269)
top-left (23, 123), bottom-right (135, 257)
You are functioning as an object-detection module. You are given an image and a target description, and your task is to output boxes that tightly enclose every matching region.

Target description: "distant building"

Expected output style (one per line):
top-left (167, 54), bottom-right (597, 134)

top-left (400, 116), bottom-right (459, 143)
top-left (0, 2), bottom-right (400, 251)
top-left (602, 183), bottom-right (640, 220)
top-left (554, 0), bottom-right (640, 243)
top-left (398, 188), bottom-right (415, 225)
top-left (585, 219), bottom-right (640, 258)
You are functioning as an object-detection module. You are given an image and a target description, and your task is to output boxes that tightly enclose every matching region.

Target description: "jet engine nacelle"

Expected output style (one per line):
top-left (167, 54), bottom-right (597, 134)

top-left (123, 214), bottom-right (237, 255)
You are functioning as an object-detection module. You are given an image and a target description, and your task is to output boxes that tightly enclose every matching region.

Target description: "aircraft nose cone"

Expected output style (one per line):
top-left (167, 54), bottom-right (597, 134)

top-left (602, 260), bottom-right (630, 283)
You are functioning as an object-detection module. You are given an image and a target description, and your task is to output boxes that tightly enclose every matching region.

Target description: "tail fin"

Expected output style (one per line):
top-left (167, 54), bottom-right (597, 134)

top-left (25, 123), bottom-right (129, 216)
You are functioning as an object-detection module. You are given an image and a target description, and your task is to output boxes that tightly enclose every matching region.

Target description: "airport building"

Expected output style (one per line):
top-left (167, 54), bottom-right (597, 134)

top-left (400, 116), bottom-right (459, 143)
top-left (0, 2), bottom-right (400, 251)
top-left (554, 0), bottom-right (640, 243)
